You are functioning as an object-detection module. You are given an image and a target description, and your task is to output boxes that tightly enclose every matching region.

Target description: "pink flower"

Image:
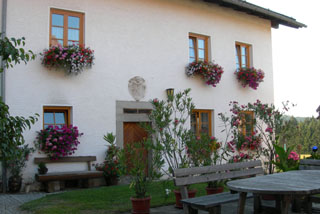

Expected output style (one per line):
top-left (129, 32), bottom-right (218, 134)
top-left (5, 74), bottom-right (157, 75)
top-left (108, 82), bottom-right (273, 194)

top-left (153, 98), bottom-right (158, 103)
top-left (265, 127), bottom-right (273, 133)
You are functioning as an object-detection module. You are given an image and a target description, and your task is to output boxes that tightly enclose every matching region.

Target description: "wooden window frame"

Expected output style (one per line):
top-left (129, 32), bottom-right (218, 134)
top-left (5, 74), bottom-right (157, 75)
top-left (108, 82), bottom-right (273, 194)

top-left (235, 42), bottom-right (251, 69)
top-left (43, 106), bottom-right (71, 128)
top-left (191, 109), bottom-right (212, 136)
top-left (240, 111), bottom-right (254, 136)
top-left (50, 8), bottom-right (84, 46)
top-left (189, 33), bottom-right (209, 62)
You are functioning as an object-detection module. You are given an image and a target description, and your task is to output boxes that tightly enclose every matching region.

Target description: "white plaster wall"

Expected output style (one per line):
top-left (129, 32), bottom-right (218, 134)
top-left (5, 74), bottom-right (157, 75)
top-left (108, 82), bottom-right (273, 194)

top-left (5, 0), bottom-right (274, 178)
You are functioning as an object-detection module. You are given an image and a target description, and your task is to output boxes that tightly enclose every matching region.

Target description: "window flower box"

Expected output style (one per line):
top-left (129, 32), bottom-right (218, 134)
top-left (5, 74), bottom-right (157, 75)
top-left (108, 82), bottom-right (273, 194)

top-left (41, 45), bottom-right (94, 75)
top-left (235, 67), bottom-right (264, 90)
top-left (186, 61), bottom-right (224, 87)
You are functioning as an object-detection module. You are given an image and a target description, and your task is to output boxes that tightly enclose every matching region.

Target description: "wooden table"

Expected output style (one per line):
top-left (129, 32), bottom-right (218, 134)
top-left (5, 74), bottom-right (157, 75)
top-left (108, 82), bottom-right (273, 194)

top-left (227, 170), bottom-right (320, 214)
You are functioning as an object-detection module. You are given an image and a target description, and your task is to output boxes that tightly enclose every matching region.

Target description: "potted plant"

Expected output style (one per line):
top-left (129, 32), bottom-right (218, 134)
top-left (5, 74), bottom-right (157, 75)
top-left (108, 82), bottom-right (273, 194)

top-left (118, 138), bottom-right (163, 214)
top-left (186, 61), bottom-right (224, 87)
top-left (95, 133), bottom-right (120, 186)
top-left (41, 44), bottom-right (94, 75)
top-left (34, 125), bottom-right (83, 159)
top-left (7, 145), bottom-right (35, 193)
top-left (38, 162), bottom-right (48, 175)
top-left (186, 134), bottom-right (225, 195)
top-left (146, 89), bottom-right (197, 208)
top-left (235, 67), bottom-right (264, 90)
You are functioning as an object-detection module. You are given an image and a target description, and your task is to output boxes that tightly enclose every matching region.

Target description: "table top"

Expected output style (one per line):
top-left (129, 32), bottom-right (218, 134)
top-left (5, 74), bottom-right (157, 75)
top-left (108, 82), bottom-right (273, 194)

top-left (227, 170), bottom-right (320, 195)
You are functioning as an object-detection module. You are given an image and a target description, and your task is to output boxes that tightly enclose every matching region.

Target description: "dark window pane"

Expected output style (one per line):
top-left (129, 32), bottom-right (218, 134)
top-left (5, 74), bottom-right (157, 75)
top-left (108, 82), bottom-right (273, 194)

top-left (201, 124), bottom-right (209, 135)
top-left (55, 112), bottom-right (66, 124)
top-left (138, 109), bottom-right (152, 114)
top-left (52, 14), bottom-right (64, 26)
top-left (44, 112), bottom-right (54, 124)
top-left (123, 109), bottom-right (138, 114)
top-left (201, 113), bottom-right (209, 123)
top-left (68, 16), bottom-right (80, 28)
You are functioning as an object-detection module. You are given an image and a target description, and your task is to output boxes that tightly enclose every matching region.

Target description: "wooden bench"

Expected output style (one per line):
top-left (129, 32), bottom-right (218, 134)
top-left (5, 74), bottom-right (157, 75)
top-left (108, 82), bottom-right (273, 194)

top-left (173, 160), bottom-right (263, 214)
top-left (34, 156), bottom-right (103, 192)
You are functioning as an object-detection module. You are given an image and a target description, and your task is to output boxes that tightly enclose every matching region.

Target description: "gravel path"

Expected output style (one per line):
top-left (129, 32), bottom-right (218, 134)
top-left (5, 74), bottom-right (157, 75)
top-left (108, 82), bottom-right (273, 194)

top-left (0, 192), bottom-right (46, 214)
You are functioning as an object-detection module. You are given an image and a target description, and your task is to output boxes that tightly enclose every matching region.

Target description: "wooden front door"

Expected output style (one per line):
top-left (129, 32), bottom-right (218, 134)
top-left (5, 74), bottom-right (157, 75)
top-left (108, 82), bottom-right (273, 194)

top-left (123, 122), bottom-right (149, 173)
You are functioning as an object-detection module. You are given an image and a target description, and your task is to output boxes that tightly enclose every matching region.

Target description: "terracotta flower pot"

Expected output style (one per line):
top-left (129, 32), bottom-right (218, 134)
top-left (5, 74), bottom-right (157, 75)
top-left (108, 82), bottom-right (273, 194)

top-left (173, 189), bottom-right (197, 209)
top-left (206, 186), bottom-right (224, 195)
top-left (130, 196), bottom-right (151, 214)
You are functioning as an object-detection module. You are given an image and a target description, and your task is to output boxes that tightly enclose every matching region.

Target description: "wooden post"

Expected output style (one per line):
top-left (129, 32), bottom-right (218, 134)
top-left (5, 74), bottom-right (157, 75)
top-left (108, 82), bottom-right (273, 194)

top-left (180, 186), bottom-right (189, 214)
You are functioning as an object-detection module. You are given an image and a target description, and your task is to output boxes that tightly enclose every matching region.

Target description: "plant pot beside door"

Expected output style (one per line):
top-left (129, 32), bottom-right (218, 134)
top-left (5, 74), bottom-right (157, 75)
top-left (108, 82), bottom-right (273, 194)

top-left (173, 189), bottom-right (197, 209)
top-left (117, 135), bottom-right (163, 214)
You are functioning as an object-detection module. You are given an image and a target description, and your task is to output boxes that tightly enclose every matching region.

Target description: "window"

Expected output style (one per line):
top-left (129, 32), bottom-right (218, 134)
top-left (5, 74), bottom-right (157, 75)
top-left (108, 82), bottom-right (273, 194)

top-left (191, 109), bottom-right (212, 136)
top-left (43, 107), bottom-right (71, 128)
top-left (240, 111), bottom-right (254, 137)
top-left (189, 33), bottom-right (209, 62)
top-left (235, 42), bottom-right (251, 69)
top-left (50, 8), bottom-right (84, 46)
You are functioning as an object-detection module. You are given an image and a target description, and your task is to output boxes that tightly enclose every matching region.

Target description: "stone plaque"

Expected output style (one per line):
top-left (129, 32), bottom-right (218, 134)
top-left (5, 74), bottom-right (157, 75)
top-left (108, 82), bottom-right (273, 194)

top-left (128, 76), bottom-right (146, 101)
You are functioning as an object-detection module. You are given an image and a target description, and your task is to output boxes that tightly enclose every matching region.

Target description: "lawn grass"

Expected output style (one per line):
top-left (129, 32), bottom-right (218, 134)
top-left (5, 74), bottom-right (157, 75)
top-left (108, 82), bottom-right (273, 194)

top-left (21, 181), bottom-right (209, 214)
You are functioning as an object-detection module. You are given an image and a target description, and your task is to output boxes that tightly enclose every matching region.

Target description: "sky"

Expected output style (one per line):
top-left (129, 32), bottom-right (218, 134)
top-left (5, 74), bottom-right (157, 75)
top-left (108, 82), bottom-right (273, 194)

top-left (246, 0), bottom-right (319, 117)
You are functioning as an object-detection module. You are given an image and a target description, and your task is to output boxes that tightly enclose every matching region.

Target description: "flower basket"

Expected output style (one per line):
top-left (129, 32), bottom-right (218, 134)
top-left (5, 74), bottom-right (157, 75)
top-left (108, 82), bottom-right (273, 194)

top-left (41, 45), bottom-right (94, 75)
top-left (186, 61), bottom-right (224, 87)
top-left (235, 67), bottom-right (264, 90)
top-left (35, 125), bottom-right (83, 159)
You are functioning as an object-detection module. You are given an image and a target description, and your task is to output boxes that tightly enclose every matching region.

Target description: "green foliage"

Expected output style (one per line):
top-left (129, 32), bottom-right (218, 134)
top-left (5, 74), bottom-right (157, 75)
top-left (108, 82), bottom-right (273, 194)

top-left (103, 132), bottom-right (119, 162)
top-left (278, 117), bottom-right (320, 154)
top-left (186, 134), bottom-right (222, 167)
top-left (272, 144), bottom-right (299, 172)
top-left (95, 133), bottom-right (121, 178)
top-left (7, 144), bottom-right (35, 177)
top-left (145, 89), bottom-right (195, 178)
top-left (118, 139), bottom-right (163, 198)
top-left (0, 34), bottom-right (36, 72)
top-left (219, 100), bottom-right (293, 174)
top-left (0, 100), bottom-right (38, 162)
top-left (38, 162), bottom-right (47, 170)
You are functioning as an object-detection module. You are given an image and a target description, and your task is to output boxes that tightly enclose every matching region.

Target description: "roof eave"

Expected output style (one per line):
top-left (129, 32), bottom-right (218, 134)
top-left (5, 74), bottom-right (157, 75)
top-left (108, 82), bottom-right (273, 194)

top-left (203, 0), bottom-right (307, 29)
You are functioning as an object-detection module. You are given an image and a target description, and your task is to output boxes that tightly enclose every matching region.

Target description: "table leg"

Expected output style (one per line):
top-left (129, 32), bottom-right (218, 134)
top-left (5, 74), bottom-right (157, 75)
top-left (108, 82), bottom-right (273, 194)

top-left (238, 192), bottom-right (247, 214)
top-left (281, 195), bottom-right (291, 214)
top-left (253, 194), bottom-right (261, 214)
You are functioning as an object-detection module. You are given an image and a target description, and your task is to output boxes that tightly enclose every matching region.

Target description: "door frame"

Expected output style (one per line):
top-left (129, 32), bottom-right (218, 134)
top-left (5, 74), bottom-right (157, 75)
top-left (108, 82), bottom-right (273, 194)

top-left (116, 100), bottom-right (152, 148)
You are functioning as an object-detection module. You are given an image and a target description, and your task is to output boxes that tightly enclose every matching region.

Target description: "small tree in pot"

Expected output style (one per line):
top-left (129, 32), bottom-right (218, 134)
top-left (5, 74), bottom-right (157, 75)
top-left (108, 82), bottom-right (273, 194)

top-left (118, 138), bottom-right (163, 214)
top-left (145, 89), bottom-right (198, 208)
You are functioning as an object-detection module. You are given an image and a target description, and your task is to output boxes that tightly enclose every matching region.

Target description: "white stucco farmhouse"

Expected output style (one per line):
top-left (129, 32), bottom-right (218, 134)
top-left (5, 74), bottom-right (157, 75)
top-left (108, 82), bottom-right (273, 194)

top-left (0, 0), bottom-right (305, 184)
